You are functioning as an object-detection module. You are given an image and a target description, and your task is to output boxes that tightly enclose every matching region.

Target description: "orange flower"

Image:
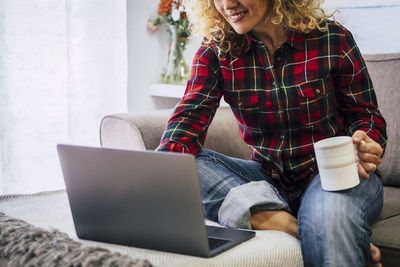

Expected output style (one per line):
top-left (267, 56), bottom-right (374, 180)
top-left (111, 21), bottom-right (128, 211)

top-left (158, 0), bottom-right (173, 16)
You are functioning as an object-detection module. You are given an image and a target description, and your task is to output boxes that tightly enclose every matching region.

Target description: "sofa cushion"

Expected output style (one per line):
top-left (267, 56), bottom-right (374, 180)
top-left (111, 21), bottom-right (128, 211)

top-left (372, 216), bottom-right (400, 267)
top-left (364, 54), bottom-right (400, 187)
top-left (378, 186), bottom-right (400, 221)
top-left (372, 186), bottom-right (400, 267)
top-left (0, 190), bottom-right (303, 267)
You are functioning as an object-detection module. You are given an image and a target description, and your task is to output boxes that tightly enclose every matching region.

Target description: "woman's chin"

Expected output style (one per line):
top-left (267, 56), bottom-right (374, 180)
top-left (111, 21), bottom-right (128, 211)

top-left (231, 26), bottom-right (250, 35)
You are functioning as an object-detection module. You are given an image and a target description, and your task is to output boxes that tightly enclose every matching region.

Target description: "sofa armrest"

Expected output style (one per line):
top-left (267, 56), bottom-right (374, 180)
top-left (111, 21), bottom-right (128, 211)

top-left (100, 110), bottom-right (171, 151)
top-left (100, 107), bottom-right (251, 160)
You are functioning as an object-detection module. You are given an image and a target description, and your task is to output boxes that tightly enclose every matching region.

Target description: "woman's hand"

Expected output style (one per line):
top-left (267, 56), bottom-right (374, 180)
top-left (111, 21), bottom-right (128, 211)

top-left (352, 130), bottom-right (384, 179)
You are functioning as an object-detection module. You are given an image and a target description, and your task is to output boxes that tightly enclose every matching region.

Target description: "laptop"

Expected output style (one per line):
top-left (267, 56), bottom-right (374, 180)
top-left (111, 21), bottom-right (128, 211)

top-left (57, 144), bottom-right (255, 258)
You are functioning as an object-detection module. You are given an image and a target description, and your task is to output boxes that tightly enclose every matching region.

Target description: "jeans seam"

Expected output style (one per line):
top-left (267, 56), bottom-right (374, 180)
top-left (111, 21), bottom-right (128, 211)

top-left (202, 153), bottom-right (254, 183)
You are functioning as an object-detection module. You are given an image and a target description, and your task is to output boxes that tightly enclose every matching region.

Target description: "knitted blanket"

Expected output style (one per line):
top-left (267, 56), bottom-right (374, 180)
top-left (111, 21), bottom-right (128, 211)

top-left (0, 213), bottom-right (152, 267)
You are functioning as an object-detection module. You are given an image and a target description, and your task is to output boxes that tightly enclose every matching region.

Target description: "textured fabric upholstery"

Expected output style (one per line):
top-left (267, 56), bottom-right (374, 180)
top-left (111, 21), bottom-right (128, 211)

top-left (364, 54), bottom-right (400, 186)
top-left (371, 187), bottom-right (400, 267)
top-left (101, 107), bottom-right (251, 160)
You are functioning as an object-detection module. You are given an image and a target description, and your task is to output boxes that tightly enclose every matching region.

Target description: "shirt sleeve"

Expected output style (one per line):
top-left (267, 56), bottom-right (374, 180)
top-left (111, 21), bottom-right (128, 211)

top-left (156, 44), bottom-right (223, 155)
top-left (335, 29), bottom-right (387, 150)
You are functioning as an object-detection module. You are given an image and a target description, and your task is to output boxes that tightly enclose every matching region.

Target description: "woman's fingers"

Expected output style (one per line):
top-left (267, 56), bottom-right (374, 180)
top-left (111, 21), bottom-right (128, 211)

top-left (357, 164), bottom-right (370, 179)
top-left (359, 160), bottom-right (377, 173)
top-left (352, 130), bottom-right (384, 179)
top-left (357, 139), bottom-right (383, 158)
top-left (357, 152), bottom-right (382, 166)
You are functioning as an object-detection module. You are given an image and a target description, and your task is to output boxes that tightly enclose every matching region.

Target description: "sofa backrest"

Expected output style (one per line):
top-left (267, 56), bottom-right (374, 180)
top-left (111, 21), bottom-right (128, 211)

top-left (364, 53), bottom-right (400, 187)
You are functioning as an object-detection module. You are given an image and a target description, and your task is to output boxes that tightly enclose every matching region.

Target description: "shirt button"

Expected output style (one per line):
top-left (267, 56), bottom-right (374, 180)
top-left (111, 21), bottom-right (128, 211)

top-left (272, 81), bottom-right (277, 86)
top-left (315, 89), bottom-right (321, 94)
top-left (280, 134), bottom-right (285, 140)
top-left (276, 56), bottom-right (282, 61)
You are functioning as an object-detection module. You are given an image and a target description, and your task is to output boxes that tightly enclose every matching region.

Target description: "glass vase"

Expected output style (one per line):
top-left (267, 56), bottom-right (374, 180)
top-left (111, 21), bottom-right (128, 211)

top-left (162, 24), bottom-right (190, 84)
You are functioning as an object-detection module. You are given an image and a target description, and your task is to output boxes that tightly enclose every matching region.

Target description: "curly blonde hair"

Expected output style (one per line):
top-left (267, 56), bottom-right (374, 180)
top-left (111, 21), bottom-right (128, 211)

top-left (183, 0), bottom-right (335, 57)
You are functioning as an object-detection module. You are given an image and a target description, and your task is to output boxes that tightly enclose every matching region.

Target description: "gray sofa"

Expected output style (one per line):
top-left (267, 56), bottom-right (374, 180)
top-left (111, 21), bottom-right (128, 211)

top-left (100, 53), bottom-right (400, 266)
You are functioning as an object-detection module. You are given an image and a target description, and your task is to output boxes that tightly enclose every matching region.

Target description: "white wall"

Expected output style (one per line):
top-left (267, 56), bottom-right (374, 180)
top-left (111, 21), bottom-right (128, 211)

top-left (127, 0), bottom-right (400, 112)
top-left (322, 0), bottom-right (400, 55)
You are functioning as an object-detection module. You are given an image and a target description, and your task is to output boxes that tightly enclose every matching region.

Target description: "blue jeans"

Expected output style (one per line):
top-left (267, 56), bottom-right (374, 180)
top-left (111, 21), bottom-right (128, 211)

top-left (196, 149), bottom-right (383, 266)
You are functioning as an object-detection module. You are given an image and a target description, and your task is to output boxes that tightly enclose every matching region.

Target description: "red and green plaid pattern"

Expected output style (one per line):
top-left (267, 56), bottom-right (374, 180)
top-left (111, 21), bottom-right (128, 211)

top-left (157, 21), bottom-right (387, 187)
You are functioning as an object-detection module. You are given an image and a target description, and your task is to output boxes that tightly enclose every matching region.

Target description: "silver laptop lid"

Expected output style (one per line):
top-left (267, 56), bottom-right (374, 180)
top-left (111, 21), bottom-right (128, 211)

top-left (57, 144), bottom-right (210, 256)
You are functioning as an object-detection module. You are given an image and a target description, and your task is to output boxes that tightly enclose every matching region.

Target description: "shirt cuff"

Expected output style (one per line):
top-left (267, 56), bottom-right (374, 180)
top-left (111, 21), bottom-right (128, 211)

top-left (156, 141), bottom-right (187, 153)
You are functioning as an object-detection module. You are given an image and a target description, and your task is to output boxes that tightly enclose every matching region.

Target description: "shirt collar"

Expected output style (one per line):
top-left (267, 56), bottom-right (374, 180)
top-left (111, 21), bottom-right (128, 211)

top-left (244, 33), bottom-right (254, 54)
top-left (243, 29), bottom-right (305, 53)
top-left (286, 30), bottom-right (305, 51)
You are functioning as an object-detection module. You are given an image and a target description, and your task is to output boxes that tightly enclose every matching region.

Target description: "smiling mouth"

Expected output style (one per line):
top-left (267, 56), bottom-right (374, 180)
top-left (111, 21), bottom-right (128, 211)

top-left (227, 11), bottom-right (247, 22)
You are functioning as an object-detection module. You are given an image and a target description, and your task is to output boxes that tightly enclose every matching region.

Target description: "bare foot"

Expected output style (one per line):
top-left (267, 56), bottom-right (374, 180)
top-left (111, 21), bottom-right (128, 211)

top-left (369, 243), bottom-right (382, 267)
top-left (250, 209), bottom-right (299, 238)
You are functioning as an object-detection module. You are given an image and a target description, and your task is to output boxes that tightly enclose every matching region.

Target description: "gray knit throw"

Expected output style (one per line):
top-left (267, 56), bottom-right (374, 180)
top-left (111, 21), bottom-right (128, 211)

top-left (0, 213), bottom-right (153, 267)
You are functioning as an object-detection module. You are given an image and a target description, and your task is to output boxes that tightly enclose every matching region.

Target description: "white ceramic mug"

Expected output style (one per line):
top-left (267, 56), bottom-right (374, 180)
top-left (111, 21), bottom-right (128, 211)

top-left (314, 136), bottom-right (360, 191)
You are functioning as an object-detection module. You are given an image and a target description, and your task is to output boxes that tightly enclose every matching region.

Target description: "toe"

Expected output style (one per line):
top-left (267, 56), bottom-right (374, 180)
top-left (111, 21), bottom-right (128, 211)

top-left (370, 243), bottom-right (381, 263)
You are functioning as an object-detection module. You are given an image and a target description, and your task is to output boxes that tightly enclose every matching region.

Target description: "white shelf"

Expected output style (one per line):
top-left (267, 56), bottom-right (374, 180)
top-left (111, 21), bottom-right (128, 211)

top-left (150, 83), bottom-right (229, 107)
top-left (150, 83), bottom-right (186, 99)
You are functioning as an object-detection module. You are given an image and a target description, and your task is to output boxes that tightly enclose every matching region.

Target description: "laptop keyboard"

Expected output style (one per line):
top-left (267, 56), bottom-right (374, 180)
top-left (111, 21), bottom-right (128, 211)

top-left (208, 237), bottom-right (231, 250)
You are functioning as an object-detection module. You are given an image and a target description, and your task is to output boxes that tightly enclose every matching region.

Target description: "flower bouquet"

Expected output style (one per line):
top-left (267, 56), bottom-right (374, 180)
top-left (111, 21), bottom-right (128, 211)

top-left (147, 0), bottom-right (190, 84)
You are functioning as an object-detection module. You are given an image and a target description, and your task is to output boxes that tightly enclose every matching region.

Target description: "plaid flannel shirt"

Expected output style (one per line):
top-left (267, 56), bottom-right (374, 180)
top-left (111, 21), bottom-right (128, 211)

top-left (157, 21), bottom-right (387, 189)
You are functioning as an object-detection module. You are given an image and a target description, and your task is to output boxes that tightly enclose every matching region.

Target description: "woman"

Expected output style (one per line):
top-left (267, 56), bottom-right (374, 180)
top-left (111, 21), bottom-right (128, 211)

top-left (157, 0), bottom-right (386, 266)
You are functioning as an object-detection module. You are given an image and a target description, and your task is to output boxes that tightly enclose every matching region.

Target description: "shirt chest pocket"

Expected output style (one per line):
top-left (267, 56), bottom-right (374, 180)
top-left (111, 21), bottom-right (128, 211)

top-left (295, 78), bottom-right (334, 126)
top-left (223, 89), bottom-right (260, 128)
top-left (223, 89), bottom-right (259, 110)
